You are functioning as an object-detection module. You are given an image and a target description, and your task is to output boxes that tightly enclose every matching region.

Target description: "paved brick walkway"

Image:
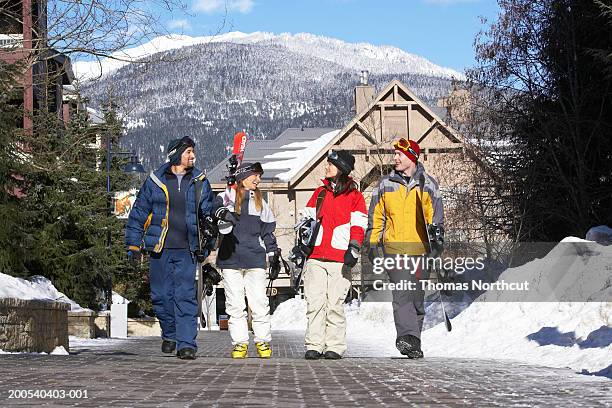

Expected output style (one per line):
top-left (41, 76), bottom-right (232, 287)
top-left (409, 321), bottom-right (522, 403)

top-left (0, 331), bottom-right (610, 407)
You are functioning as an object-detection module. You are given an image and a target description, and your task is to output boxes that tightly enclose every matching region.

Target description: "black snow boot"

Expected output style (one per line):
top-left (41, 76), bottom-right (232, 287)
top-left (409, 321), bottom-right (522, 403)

top-left (304, 350), bottom-right (323, 360)
top-left (324, 351), bottom-right (342, 360)
top-left (395, 335), bottom-right (424, 359)
top-left (161, 340), bottom-right (176, 354)
top-left (177, 348), bottom-right (197, 360)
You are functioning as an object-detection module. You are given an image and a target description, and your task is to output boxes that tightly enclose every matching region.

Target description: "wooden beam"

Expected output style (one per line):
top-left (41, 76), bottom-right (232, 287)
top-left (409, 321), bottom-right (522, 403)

top-left (407, 105), bottom-right (412, 137)
top-left (417, 121), bottom-right (439, 144)
top-left (377, 101), bottom-right (415, 107)
top-left (355, 121), bottom-right (378, 144)
top-left (380, 105), bottom-right (385, 142)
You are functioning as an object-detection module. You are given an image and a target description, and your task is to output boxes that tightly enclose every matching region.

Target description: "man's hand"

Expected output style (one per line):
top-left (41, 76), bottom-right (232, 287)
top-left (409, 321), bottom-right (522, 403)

top-left (127, 249), bottom-right (141, 267)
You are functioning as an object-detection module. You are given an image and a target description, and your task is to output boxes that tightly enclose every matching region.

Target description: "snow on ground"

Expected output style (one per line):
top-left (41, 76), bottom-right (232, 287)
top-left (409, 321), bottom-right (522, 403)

top-left (262, 130), bottom-right (339, 181)
top-left (272, 238), bottom-right (612, 377)
top-left (0, 346), bottom-right (69, 355)
top-left (0, 272), bottom-right (87, 311)
top-left (423, 238), bottom-right (612, 376)
top-left (68, 336), bottom-right (131, 349)
top-left (423, 302), bottom-right (611, 377)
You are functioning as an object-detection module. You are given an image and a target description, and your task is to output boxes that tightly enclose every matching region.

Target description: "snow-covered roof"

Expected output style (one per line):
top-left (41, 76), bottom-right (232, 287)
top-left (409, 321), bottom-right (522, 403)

top-left (207, 127), bottom-right (338, 186)
top-left (87, 107), bottom-right (105, 125)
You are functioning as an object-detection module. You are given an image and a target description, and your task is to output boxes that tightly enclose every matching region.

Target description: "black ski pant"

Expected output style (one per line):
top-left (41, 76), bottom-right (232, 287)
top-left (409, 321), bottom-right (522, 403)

top-left (387, 256), bottom-right (425, 340)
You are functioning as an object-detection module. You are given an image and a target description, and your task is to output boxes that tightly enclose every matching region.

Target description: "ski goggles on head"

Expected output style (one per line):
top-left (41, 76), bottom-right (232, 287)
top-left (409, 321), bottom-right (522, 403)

top-left (393, 138), bottom-right (419, 158)
top-left (327, 150), bottom-right (339, 161)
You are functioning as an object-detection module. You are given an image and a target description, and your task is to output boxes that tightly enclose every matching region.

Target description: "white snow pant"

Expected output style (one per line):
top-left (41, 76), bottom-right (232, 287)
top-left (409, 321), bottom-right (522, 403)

top-left (221, 268), bottom-right (271, 345)
top-left (303, 259), bottom-right (351, 355)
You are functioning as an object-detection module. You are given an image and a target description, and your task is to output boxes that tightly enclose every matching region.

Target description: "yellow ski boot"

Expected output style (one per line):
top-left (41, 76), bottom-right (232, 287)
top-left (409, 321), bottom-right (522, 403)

top-left (255, 342), bottom-right (272, 358)
top-left (231, 343), bottom-right (248, 359)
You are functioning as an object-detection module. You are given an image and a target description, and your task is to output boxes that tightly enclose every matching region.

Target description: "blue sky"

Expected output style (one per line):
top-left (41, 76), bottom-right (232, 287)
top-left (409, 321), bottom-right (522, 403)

top-left (163, 0), bottom-right (500, 73)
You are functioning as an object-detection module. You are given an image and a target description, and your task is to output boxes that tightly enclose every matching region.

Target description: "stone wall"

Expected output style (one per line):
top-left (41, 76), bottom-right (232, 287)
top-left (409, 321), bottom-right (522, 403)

top-left (68, 310), bottom-right (95, 338)
top-left (68, 310), bottom-right (111, 339)
top-left (0, 298), bottom-right (69, 353)
top-left (127, 318), bottom-right (161, 337)
top-left (94, 312), bottom-right (110, 338)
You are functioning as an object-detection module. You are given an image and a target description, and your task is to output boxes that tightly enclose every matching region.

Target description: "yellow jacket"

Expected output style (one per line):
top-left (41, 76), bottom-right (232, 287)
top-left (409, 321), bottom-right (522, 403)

top-left (366, 163), bottom-right (444, 255)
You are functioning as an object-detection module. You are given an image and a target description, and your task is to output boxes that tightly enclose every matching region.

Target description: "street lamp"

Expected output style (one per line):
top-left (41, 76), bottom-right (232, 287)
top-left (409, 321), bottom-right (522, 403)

top-left (106, 133), bottom-right (145, 207)
top-left (105, 132), bottom-right (145, 309)
top-left (123, 154), bottom-right (146, 174)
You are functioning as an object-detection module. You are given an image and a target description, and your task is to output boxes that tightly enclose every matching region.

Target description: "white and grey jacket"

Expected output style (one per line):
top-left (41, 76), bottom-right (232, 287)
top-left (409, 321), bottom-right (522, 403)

top-left (213, 189), bottom-right (278, 269)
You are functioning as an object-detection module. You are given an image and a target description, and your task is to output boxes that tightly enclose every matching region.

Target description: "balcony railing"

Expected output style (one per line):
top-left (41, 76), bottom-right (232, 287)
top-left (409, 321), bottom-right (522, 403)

top-left (0, 34), bottom-right (24, 49)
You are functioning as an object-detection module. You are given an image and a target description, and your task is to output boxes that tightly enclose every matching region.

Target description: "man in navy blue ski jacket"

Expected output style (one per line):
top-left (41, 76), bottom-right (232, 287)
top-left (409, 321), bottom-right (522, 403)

top-left (125, 136), bottom-right (213, 360)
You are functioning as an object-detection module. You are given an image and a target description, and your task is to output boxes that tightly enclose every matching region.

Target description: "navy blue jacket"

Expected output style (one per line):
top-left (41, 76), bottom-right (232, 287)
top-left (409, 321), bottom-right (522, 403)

top-left (214, 189), bottom-right (278, 269)
top-left (125, 163), bottom-right (214, 255)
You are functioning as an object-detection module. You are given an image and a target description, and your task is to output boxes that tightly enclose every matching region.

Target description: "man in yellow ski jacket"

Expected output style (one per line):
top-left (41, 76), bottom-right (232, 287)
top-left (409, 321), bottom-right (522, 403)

top-left (365, 137), bottom-right (444, 359)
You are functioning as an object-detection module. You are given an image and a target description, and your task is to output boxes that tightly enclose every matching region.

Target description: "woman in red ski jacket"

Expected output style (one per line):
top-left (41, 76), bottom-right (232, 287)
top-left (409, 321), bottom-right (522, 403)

top-left (302, 150), bottom-right (367, 360)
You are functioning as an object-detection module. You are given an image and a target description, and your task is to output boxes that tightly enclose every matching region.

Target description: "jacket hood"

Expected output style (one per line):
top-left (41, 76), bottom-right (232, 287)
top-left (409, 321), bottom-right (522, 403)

top-left (389, 162), bottom-right (425, 188)
top-left (321, 176), bottom-right (357, 195)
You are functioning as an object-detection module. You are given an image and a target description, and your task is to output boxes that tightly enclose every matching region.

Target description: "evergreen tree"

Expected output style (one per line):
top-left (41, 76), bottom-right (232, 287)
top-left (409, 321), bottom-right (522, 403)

top-left (16, 95), bottom-right (135, 310)
top-left (469, 0), bottom-right (612, 241)
top-left (0, 61), bottom-right (28, 275)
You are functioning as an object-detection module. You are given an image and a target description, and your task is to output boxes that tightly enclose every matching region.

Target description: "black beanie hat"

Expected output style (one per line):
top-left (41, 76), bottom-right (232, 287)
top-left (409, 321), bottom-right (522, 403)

top-left (327, 150), bottom-right (355, 174)
top-left (167, 136), bottom-right (195, 165)
top-left (234, 162), bottom-right (264, 182)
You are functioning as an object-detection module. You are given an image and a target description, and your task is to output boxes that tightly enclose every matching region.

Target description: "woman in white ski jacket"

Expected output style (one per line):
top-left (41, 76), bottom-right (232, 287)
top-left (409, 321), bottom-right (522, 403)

top-left (213, 162), bottom-right (280, 359)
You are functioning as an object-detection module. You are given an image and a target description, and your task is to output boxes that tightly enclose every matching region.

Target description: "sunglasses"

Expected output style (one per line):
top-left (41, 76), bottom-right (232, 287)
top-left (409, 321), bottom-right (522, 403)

top-left (327, 150), bottom-right (339, 161)
top-left (393, 138), bottom-right (418, 158)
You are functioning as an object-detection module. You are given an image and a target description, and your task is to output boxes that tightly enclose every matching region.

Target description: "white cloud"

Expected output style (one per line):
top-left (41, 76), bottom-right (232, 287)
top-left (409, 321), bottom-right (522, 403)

top-left (193, 0), bottom-right (254, 13)
top-left (168, 19), bottom-right (192, 31)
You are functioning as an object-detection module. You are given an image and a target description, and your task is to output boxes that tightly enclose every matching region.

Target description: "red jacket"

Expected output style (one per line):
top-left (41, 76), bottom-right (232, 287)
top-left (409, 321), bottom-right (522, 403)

top-left (303, 179), bottom-right (367, 263)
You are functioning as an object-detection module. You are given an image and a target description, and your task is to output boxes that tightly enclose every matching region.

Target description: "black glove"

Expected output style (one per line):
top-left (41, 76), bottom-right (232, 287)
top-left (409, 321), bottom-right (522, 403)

top-left (268, 249), bottom-right (281, 280)
top-left (201, 263), bottom-right (222, 296)
top-left (427, 224), bottom-right (444, 258)
top-left (215, 207), bottom-right (239, 226)
top-left (199, 215), bottom-right (219, 250)
top-left (127, 249), bottom-right (141, 267)
top-left (343, 243), bottom-right (360, 268)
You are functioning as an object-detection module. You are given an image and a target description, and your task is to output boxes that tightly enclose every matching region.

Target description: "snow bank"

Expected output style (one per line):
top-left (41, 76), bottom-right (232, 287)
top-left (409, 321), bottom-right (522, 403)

top-left (423, 302), bottom-right (611, 376)
top-left (272, 239), bottom-right (612, 377)
top-left (0, 272), bottom-right (87, 311)
top-left (0, 346), bottom-right (69, 355)
top-left (427, 239), bottom-right (612, 376)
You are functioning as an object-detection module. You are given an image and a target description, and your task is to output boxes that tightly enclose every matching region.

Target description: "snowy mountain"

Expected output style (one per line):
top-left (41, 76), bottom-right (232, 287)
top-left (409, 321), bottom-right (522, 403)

top-left (73, 31), bottom-right (464, 81)
top-left (79, 33), bottom-right (457, 171)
